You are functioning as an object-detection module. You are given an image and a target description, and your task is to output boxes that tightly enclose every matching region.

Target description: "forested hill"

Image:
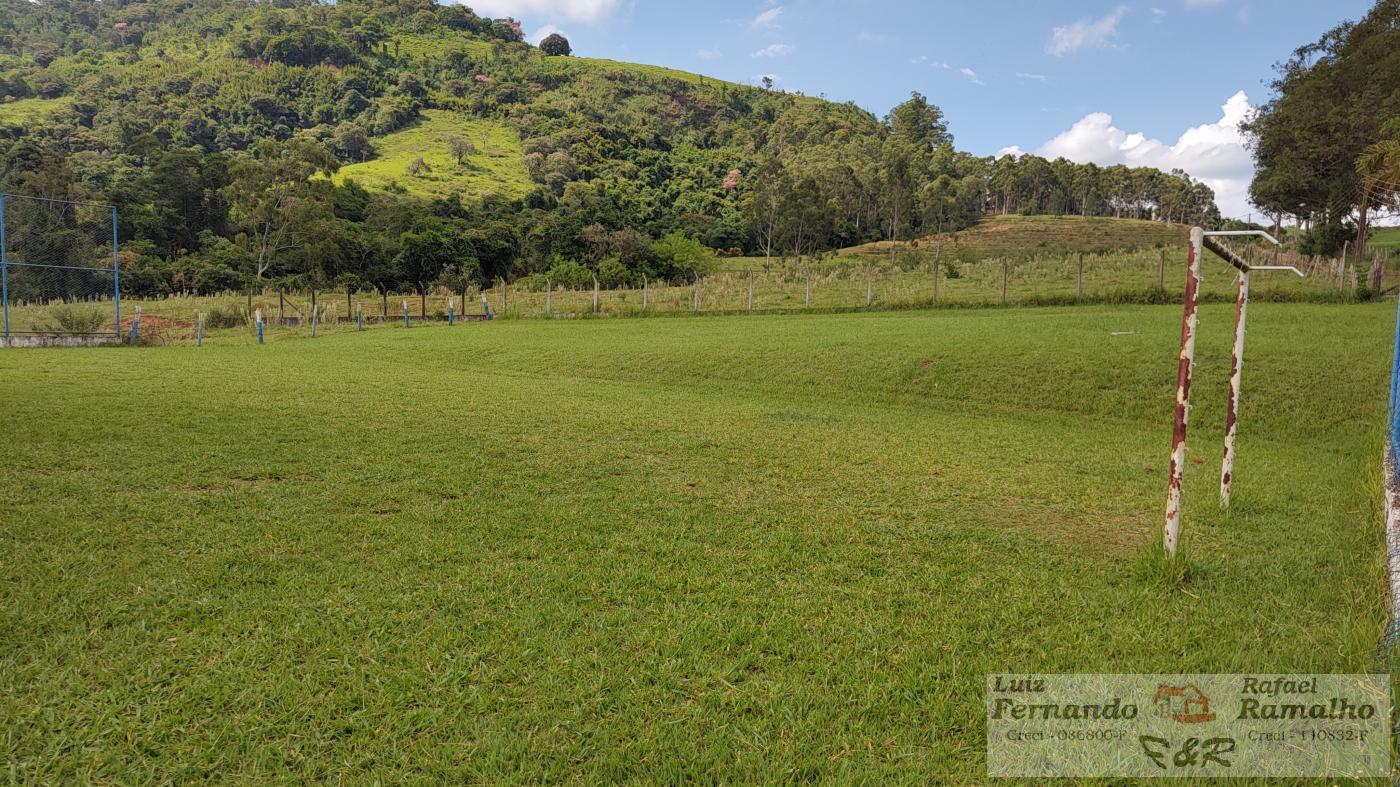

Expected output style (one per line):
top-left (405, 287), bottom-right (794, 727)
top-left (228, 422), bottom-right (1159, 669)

top-left (0, 0), bottom-right (1222, 297)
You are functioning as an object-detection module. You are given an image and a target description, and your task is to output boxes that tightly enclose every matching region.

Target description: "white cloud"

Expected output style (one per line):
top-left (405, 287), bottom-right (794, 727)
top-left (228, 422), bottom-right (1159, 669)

top-left (529, 23), bottom-right (566, 45)
top-left (958, 67), bottom-right (984, 85)
top-left (463, 0), bottom-right (622, 23)
top-left (997, 145), bottom-right (1026, 158)
top-left (1184, 0), bottom-right (1226, 6)
top-left (1016, 72), bottom-right (1048, 81)
top-left (752, 6), bottom-right (783, 28)
top-left (751, 73), bottom-right (781, 86)
top-left (752, 43), bottom-right (795, 58)
top-left (1047, 7), bottom-right (1127, 57)
top-left (697, 47), bottom-right (722, 59)
top-left (1029, 91), bottom-right (1258, 218)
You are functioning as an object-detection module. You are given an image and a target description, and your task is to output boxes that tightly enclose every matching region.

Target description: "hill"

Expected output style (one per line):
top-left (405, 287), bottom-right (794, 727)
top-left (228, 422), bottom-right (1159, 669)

top-left (0, 0), bottom-right (1223, 299)
top-left (330, 110), bottom-right (530, 200)
top-left (1372, 226), bottom-right (1400, 251)
top-left (846, 215), bottom-right (1190, 260)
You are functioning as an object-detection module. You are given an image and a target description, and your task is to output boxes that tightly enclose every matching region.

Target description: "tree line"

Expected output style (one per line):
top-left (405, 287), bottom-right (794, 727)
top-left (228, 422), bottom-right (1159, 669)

top-left (0, 0), bottom-right (1222, 300)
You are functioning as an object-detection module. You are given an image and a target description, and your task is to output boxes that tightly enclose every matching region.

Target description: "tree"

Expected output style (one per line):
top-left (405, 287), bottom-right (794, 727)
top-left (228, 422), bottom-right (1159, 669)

top-left (539, 33), bottom-right (572, 56)
top-left (650, 232), bottom-right (717, 281)
top-left (1244, 0), bottom-right (1400, 256)
top-left (396, 222), bottom-right (467, 316)
top-left (448, 136), bottom-right (476, 164)
top-left (223, 140), bottom-right (339, 283)
top-left (886, 92), bottom-right (952, 151)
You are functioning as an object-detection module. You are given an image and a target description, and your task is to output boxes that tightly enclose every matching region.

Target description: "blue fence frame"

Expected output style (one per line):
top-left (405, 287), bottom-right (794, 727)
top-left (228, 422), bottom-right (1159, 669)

top-left (0, 193), bottom-right (120, 339)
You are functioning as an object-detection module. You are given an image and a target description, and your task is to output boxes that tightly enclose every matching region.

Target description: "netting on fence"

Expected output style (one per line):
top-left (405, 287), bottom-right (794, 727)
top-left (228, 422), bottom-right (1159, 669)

top-left (1, 193), bottom-right (119, 336)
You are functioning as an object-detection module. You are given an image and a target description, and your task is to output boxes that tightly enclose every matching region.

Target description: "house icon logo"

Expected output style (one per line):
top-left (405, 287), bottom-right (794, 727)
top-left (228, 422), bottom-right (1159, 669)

top-left (1153, 683), bottom-right (1217, 724)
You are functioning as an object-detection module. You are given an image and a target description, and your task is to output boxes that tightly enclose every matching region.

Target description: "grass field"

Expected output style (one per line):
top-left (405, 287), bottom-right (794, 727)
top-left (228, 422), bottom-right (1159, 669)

top-left (0, 302), bottom-right (1391, 781)
top-left (1372, 226), bottom-right (1400, 251)
top-left (332, 110), bottom-right (531, 200)
top-left (0, 96), bottom-right (73, 129)
top-left (847, 215), bottom-right (1191, 260)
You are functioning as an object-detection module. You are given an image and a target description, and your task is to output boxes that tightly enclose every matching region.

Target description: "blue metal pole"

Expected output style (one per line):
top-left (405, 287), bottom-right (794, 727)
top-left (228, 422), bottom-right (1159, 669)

top-left (1, 194), bottom-right (9, 339)
top-left (403, 300), bottom-right (409, 328)
top-left (448, 299), bottom-right (455, 326)
top-left (356, 302), bottom-right (363, 331)
top-left (111, 205), bottom-right (120, 337)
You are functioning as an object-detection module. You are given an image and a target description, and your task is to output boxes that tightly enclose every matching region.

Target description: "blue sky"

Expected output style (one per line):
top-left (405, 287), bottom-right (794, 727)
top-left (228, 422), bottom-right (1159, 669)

top-left (459, 1), bottom-right (1377, 219)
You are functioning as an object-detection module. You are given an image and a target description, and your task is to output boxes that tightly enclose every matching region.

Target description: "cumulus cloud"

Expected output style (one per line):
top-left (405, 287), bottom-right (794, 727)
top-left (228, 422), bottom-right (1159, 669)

top-left (1047, 7), bottom-right (1127, 57)
top-left (1028, 91), bottom-right (1257, 218)
top-left (463, 0), bottom-right (622, 23)
top-left (752, 43), bottom-right (795, 58)
top-left (958, 67), bottom-right (984, 85)
top-left (529, 23), bottom-right (566, 45)
top-left (1016, 72), bottom-right (1047, 81)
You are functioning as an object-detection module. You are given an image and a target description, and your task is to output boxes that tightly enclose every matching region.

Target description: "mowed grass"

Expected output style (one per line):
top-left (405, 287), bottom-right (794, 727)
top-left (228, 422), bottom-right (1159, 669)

top-left (332, 109), bottom-right (531, 200)
top-left (0, 303), bottom-right (1392, 782)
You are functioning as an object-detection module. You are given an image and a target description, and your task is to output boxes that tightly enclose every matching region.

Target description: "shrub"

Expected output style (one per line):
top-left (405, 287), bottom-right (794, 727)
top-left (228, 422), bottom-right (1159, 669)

top-left (546, 259), bottom-right (594, 289)
top-left (49, 304), bottom-right (109, 334)
top-left (597, 256), bottom-right (630, 288)
top-left (540, 33), bottom-right (572, 57)
top-left (205, 305), bottom-right (247, 329)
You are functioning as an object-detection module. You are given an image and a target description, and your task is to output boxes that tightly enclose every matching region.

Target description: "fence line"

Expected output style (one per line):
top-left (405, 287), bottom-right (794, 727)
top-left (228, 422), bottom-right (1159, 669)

top-left (5, 245), bottom-right (1393, 346)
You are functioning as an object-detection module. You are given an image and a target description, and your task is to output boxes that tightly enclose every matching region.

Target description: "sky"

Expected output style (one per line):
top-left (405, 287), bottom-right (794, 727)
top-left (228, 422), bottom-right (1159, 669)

top-left (454, 0), bottom-right (1377, 220)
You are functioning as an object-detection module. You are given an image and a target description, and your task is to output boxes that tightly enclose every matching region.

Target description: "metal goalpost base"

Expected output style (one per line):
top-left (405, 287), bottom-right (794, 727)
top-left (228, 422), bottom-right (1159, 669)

top-left (1163, 228), bottom-right (1303, 558)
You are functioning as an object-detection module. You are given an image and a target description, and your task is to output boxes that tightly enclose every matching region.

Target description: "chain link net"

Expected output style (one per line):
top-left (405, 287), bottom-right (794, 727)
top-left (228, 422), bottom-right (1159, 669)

top-left (2, 194), bottom-right (118, 336)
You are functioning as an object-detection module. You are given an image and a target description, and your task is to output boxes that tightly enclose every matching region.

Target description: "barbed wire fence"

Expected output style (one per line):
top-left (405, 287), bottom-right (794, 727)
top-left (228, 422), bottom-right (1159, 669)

top-left (0, 193), bottom-right (120, 341)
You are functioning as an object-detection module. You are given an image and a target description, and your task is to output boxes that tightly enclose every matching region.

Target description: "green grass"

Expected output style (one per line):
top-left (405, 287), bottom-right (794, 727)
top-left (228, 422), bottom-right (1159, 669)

top-left (1, 303), bottom-right (1391, 781)
top-left (848, 215), bottom-right (1191, 260)
top-left (1371, 226), bottom-right (1400, 251)
top-left (0, 96), bottom-right (73, 128)
top-left (9, 241), bottom-right (1365, 346)
top-left (332, 109), bottom-right (531, 200)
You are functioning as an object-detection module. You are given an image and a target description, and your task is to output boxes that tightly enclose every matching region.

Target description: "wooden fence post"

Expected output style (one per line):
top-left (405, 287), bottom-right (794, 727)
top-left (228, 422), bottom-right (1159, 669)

top-left (805, 264), bottom-right (812, 307)
top-left (747, 269), bottom-right (754, 311)
top-left (932, 241), bottom-right (943, 306)
top-left (1002, 259), bottom-right (1009, 305)
top-left (546, 278), bottom-right (552, 317)
top-left (642, 274), bottom-right (648, 311)
top-left (866, 262), bottom-right (873, 307)
top-left (1076, 253), bottom-right (1084, 300)
top-left (592, 276), bottom-right (599, 314)
top-left (1158, 249), bottom-right (1166, 290)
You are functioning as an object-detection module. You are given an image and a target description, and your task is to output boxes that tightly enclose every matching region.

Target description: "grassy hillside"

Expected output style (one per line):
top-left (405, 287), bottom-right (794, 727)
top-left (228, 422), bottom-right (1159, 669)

top-left (332, 110), bottom-right (531, 200)
top-left (848, 215), bottom-right (1191, 260)
top-left (1, 303), bottom-right (1387, 780)
top-left (0, 96), bottom-right (72, 129)
top-left (1371, 226), bottom-right (1400, 250)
